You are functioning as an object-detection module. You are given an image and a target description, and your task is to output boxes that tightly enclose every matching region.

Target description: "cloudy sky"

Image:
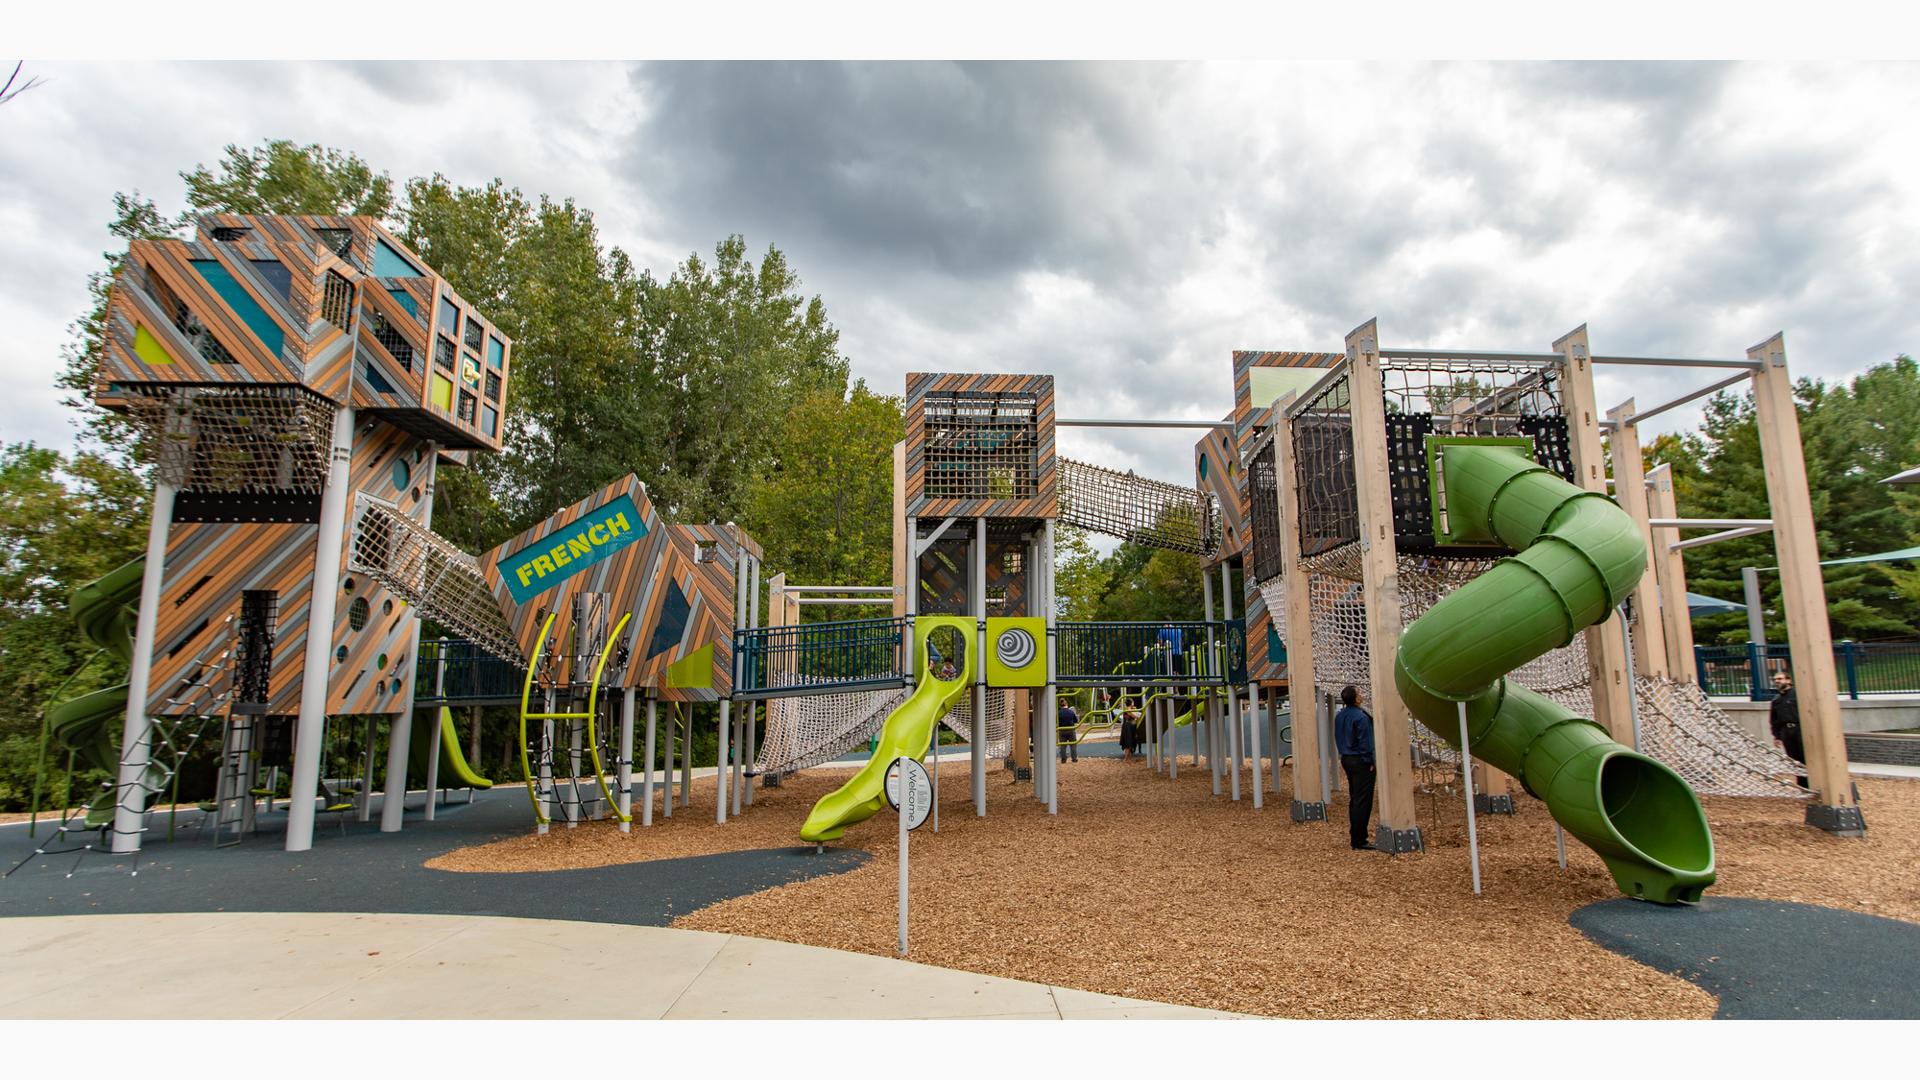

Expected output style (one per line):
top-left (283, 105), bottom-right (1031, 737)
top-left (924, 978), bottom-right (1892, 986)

top-left (4, 59), bottom-right (1918, 486)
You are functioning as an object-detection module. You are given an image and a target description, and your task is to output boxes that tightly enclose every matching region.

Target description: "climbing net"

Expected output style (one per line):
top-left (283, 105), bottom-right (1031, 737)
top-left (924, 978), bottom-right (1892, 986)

top-left (939, 687), bottom-right (1013, 758)
top-left (755, 686), bottom-right (909, 778)
top-left (120, 384), bottom-right (337, 493)
top-left (1057, 456), bottom-right (1220, 556)
top-left (347, 494), bottom-right (522, 664)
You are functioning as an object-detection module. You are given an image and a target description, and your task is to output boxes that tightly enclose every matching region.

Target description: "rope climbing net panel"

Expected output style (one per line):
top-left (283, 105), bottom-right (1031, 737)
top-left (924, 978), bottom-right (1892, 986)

top-left (939, 686), bottom-right (1013, 758)
top-left (346, 493), bottom-right (522, 665)
top-left (120, 384), bottom-right (337, 493)
top-left (1635, 675), bottom-right (1811, 798)
top-left (923, 389), bottom-right (1041, 501)
top-left (755, 686), bottom-right (909, 777)
top-left (1057, 456), bottom-right (1220, 556)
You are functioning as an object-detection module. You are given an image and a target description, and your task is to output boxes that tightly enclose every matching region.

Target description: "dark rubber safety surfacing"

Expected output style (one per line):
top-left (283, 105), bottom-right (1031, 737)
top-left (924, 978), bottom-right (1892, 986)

top-left (1571, 896), bottom-right (1920, 1019)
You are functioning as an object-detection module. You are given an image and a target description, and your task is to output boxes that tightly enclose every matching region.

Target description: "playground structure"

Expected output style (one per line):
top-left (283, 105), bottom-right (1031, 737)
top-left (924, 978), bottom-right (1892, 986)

top-left (48, 213), bottom-right (765, 859)
top-left (44, 209), bottom-right (1861, 907)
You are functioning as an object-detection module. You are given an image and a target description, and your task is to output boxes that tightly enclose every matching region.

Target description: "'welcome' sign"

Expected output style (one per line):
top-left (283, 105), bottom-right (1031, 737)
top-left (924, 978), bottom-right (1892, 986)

top-left (498, 493), bottom-right (646, 604)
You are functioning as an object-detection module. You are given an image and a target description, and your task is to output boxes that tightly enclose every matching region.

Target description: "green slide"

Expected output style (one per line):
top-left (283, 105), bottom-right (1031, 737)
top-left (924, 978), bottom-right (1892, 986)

top-left (46, 560), bottom-right (147, 824)
top-left (410, 706), bottom-right (494, 789)
top-left (799, 615), bottom-right (975, 844)
top-left (1394, 440), bottom-right (1715, 903)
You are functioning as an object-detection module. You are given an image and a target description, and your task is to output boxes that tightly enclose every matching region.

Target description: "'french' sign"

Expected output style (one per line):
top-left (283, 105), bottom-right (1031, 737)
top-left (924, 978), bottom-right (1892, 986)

top-left (498, 493), bottom-right (646, 604)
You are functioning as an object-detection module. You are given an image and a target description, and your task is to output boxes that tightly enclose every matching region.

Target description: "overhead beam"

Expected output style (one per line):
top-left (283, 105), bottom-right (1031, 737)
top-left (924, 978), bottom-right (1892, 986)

top-left (1056, 418), bottom-right (1234, 429)
top-left (1670, 525), bottom-right (1774, 552)
top-left (1653, 518), bottom-right (1773, 530)
top-left (914, 515), bottom-right (960, 556)
top-left (1622, 370), bottom-right (1753, 428)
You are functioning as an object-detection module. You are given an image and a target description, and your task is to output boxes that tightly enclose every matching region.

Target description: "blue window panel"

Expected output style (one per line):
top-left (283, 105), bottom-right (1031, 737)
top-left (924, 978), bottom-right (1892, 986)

top-left (373, 239), bottom-right (423, 278)
top-left (487, 335), bottom-right (505, 368)
top-left (249, 260), bottom-right (294, 304)
top-left (387, 287), bottom-right (419, 316)
top-left (482, 404), bottom-right (498, 437)
top-left (438, 296), bottom-right (460, 339)
top-left (190, 259), bottom-right (285, 358)
top-left (646, 581), bottom-right (692, 659)
top-left (365, 362), bottom-right (396, 396)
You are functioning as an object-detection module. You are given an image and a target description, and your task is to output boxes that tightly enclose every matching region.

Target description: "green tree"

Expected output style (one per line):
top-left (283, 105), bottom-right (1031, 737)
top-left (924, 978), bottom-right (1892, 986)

top-left (1667, 356), bottom-right (1920, 644)
top-left (746, 381), bottom-right (901, 610)
top-left (0, 444), bottom-right (151, 808)
top-left (639, 236), bottom-right (850, 524)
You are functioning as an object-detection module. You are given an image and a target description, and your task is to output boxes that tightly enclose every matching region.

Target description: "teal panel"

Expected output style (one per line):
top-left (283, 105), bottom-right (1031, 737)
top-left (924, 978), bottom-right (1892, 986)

top-left (497, 493), bottom-right (648, 605)
top-left (387, 287), bottom-right (419, 316)
top-left (190, 259), bottom-right (285, 359)
top-left (487, 336), bottom-right (505, 368)
top-left (374, 239), bottom-right (423, 278)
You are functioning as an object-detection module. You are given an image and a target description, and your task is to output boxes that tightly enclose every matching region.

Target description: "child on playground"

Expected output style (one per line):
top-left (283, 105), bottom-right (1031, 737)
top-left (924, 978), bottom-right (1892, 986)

top-left (1120, 707), bottom-right (1143, 761)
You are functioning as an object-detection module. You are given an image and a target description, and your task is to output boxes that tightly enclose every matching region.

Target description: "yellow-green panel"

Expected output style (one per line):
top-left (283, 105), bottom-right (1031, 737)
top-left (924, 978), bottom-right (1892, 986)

top-left (431, 373), bottom-right (454, 411)
top-left (1249, 366), bottom-right (1329, 409)
top-left (665, 642), bottom-right (715, 689)
top-left (985, 616), bottom-right (1047, 687)
top-left (132, 324), bottom-right (174, 366)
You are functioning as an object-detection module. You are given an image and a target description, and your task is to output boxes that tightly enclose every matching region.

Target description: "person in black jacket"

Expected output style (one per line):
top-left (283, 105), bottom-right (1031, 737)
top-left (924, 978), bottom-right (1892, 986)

top-left (1769, 669), bottom-right (1810, 788)
top-left (1333, 684), bottom-right (1376, 850)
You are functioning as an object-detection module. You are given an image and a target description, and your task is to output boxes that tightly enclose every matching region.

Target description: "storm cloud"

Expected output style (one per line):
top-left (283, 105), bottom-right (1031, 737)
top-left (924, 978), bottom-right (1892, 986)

top-left (4, 60), bottom-right (1917, 487)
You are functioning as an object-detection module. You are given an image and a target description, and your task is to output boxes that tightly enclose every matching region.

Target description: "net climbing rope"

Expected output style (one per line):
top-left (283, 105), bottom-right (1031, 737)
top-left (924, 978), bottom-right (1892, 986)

top-left (755, 686), bottom-right (909, 777)
top-left (1057, 456), bottom-right (1220, 556)
top-left (347, 493), bottom-right (522, 665)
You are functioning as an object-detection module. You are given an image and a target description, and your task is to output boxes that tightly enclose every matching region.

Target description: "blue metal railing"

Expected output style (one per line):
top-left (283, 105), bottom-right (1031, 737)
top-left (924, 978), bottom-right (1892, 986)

top-left (416, 638), bottom-right (526, 703)
top-left (1055, 620), bottom-right (1248, 686)
top-left (734, 617), bottom-right (911, 699)
top-left (1693, 639), bottom-right (1920, 700)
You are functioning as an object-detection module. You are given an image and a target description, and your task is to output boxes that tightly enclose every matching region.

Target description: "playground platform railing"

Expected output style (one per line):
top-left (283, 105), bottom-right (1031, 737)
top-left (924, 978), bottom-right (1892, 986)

top-left (1694, 639), bottom-right (1920, 700)
top-left (1055, 620), bottom-right (1248, 686)
top-left (734, 616), bottom-right (912, 700)
top-left (417, 638), bottom-right (527, 704)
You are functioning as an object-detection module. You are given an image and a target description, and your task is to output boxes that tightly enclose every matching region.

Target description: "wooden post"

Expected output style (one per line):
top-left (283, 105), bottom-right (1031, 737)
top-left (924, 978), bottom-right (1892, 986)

top-left (1555, 326), bottom-right (1635, 744)
top-left (1646, 464), bottom-right (1698, 681)
top-left (1010, 689), bottom-right (1032, 774)
top-left (1345, 320), bottom-right (1420, 853)
top-left (1747, 333), bottom-right (1862, 834)
top-left (1271, 393), bottom-right (1324, 822)
top-left (1605, 400), bottom-right (1670, 679)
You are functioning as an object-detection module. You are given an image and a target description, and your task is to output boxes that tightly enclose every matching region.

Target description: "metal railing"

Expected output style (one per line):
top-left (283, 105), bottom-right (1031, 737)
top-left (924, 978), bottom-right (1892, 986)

top-left (1055, 620), bottom-right (1248, 686)
top-left (734, 617), bottom-right (911, 699)
top-left (417, 638), bottom-right (527, 704)
top-left (1694, 640), bottom-right (1920, 700)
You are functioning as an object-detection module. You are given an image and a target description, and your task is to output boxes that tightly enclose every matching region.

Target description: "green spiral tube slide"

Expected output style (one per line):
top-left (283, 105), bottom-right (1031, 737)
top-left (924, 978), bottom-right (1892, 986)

top-left (47, 561), bottom-right (144, 774)
top-left (1394, 441), bottom-right (1715, 904)
top-left (799, 615), bottom-right (976, 843)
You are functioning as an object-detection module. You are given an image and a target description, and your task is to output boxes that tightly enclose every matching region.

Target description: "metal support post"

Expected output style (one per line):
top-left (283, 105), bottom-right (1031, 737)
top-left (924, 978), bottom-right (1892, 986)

top-left (642, 696), bottom-right (657, 827)
top-left (1458, 700), bottom-right (1482, 896)
top-left (112, 476), bottom-right (175, 854)
top-left (1043, 519), bottom-right (1058, 815)
top-left (286, 405), bottom-right (355, 853)
top-left (619, 687), bottom-right (636, 831)
top-left (1221, 562), bottom-right (1241, 802)
top-left (972, 518), bottom-right (987, 815)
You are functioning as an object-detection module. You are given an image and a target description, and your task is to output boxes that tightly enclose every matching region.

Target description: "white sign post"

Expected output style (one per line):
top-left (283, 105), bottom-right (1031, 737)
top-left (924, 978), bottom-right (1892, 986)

top-left (885, 756), bottom-right (932, 956)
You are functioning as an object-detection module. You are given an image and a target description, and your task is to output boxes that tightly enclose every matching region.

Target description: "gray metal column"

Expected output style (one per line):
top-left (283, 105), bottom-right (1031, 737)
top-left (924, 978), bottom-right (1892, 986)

top-left (972, 518), bottom-right (987, 815)
top-left (286, 405), bottom-right (355, 853)
top-left (381, 445), bottom-right (437, 832)
top-left (111, 477), bottom-right (175, 853)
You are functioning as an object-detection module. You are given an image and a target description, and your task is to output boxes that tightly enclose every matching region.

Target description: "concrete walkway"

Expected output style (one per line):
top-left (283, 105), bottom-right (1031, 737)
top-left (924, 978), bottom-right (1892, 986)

top-left (0, 912), bottom-right (1244, 1020)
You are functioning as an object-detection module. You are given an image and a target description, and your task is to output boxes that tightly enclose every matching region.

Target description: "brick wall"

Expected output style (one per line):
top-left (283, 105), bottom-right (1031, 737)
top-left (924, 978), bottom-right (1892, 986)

top-left (1845, 732), bottom-right (1920, 766)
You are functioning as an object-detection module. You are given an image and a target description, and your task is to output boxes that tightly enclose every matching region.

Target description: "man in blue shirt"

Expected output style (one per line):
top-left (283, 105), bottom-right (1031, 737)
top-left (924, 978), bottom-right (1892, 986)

top-left (1333, 684), bottom-right (1376, 850)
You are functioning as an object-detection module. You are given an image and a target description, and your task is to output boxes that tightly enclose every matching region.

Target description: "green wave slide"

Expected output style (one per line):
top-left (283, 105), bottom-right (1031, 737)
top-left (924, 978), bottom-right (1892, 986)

top-left (410, 707), bottom-right (495, 790)
top-left (800, 615), bottom-right (975, 843)
top-left (46, 560), bottom-right (147, 823)
top-left (1395, 441), bottom-right (1715, 904)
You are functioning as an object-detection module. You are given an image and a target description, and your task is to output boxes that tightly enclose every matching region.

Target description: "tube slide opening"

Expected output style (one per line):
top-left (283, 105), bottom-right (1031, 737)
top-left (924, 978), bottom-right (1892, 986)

top-left (1598, 753), bottom-right (1714, 898)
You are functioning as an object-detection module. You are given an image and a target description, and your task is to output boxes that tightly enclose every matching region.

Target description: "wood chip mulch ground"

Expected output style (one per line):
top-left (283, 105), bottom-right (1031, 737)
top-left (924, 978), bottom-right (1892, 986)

top-left (426, 756), bottom-right (1920, 1019)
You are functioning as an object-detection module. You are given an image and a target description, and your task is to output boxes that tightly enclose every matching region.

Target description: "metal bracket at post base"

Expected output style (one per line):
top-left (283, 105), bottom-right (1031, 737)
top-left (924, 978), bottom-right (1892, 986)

top-left (1013, 764), bottom-right (1032, 781)
top-left (1474, 793), bottom-right (1515, 815)
top-left (1374, 824), bottom-right (1426, 854)
top-left (1805, 802), bottom-right (1866, 837)
top-left (1289, 799), bottom-right (1325, 823)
